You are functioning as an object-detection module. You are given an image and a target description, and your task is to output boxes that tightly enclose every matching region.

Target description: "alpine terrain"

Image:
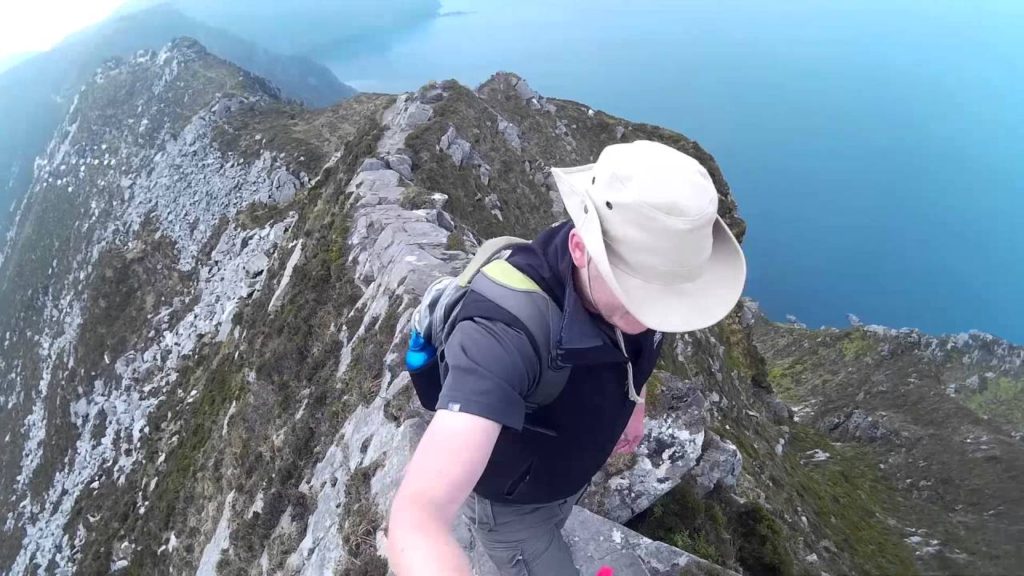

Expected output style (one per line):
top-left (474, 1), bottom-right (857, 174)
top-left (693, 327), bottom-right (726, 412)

top-left (0, 38), bottom-right (1021, 576)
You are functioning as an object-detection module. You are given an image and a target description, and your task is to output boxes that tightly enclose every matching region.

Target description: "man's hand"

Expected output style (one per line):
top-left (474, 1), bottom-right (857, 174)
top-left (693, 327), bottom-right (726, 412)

top-left (614, 400), bottom-right (645, 454)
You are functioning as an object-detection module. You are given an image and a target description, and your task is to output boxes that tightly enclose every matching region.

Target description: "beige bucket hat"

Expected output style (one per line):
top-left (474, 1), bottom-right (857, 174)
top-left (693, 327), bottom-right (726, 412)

top-left (551, 140), bottom-right (747, 333)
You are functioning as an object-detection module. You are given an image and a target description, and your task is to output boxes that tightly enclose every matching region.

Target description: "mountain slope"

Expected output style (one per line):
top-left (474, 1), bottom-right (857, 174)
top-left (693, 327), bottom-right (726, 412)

top-left (0, 4), bottom-right (354, 245)
top-left (752, 312), bottom-right (1024, 575)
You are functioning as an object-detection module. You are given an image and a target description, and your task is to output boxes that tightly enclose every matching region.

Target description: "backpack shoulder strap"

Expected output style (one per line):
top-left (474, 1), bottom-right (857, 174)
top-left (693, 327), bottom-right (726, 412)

top-left (469, 259), bottom-right (570, 410)
top-left (456, 236), bottom-right (531, 287)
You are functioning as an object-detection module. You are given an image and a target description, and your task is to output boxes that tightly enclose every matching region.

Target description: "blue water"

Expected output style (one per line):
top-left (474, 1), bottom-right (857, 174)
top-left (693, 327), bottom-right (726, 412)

top-left (323, 0), bottom-right (1024, 342)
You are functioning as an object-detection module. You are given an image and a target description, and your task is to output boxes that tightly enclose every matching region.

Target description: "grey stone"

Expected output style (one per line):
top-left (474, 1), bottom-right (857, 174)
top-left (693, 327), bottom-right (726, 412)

top-left (739, 298), bottom-right (760, 328)
top-left (243, 253), bottom-right (269, 278)
top-left (766, 396), bottom-right (794, 424)
top-left (479, 164), bottom-right (491, 185)
top-left (565, 507), bottom-right (736, 576)
top-left (378, 94), bottom-right (435, 155)
top-left (436, 210), bottom-right (455, 232)
top-left (483, 194), bottom-right (501, 212)
top-left (615, 125), bottom-right (626, 140)
top-left (269, 169), bottom-right (300, 204)
top-left (464, 505), bottom-right (733, 576)
top-left (358, 158), bottom-right (387, 173)
top-left (387, 154), bottom-right (414, 180)
top-left (439, 126), bottom-right (473, 168)
top-left (690, 431), bottom-right (742, 497)
top-left (823, 409), bottom-right (894, 443)
top-left (428, 193), bottom-right (449, 210)
top-left (419, 86), bottom-right (446, 104)
top-left (582, 371), bottom-right (708, 523)
top-left (496, 118), bottom-right (522, 151)
top-left (513, 77), bottom-right (539, 100)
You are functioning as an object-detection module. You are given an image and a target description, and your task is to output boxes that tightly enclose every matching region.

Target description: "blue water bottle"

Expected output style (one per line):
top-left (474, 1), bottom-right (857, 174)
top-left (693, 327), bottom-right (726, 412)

top-left (405, 329), bottom-right (437, 372)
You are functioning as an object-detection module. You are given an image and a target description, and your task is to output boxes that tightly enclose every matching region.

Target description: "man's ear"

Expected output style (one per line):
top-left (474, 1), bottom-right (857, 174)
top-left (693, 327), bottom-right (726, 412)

top-left (567, 228), bottom-right (588, 268)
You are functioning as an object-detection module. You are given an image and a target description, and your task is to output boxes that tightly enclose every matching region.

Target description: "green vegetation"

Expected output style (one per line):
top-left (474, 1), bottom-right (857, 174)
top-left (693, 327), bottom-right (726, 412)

top-left (766, 359), bottom-right (815, 403)
top-left (715, 422), bottom-right (918, 576)
top-left (398, 185), bottom-right (433, 211)
top-left (237, 200), bottom-right (292, 231)
top-left (340, 461), bottom-right (389, 575)
top-left (629, 481), bottom-right (793, 576)
top-left (718, 314), bottom-right (771, 390)
top-left (965, 377), bottom-right (1024, 429)
top-left (785, 427), bottom-right (916, 575)
top-left (840, 329), bottom-right (877, 361)
top-left (445, 230), bottom-right (466, 252)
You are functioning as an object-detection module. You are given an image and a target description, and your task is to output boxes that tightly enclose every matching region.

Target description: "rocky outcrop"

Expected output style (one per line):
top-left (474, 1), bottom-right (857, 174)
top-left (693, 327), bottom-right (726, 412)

top-left (582, 371), bottom-right (742, 523)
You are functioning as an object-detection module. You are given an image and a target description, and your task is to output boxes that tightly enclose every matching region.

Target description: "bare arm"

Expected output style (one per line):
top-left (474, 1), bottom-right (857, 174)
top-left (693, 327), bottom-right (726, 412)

top-left (386, 409), bottom-right (501, 575)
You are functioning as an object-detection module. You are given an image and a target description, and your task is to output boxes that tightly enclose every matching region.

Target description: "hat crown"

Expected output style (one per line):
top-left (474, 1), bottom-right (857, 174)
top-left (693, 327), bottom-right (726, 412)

top-left (592, 140), bottom-right (717, 221)
top-left (587, 141), bottom-right (719, 284)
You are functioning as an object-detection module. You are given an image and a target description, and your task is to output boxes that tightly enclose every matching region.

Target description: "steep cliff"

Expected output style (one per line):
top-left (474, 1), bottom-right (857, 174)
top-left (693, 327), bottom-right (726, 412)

top-left (0, 37), bottom-right (1002, 576)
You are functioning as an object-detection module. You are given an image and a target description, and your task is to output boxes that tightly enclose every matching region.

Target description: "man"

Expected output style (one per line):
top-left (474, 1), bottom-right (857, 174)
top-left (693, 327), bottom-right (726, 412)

top-left (387, 140), bottom-right (747, 575)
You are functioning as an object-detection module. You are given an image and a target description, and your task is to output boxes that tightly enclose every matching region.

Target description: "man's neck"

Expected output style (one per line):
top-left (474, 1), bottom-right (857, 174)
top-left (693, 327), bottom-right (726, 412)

top-left (572, 265), bottom-right (600, 316)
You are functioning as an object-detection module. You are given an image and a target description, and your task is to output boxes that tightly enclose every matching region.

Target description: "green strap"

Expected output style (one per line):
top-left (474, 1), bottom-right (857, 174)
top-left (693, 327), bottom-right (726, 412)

top-left (480, 260), bottom-right (542, 292)
top-left (456, 236), bottom-right (530, 287)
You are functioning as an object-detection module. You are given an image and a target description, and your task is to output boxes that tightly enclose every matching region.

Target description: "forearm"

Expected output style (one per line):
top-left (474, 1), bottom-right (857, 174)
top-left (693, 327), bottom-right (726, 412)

top-left (387, 500), bottom-right (472, 576)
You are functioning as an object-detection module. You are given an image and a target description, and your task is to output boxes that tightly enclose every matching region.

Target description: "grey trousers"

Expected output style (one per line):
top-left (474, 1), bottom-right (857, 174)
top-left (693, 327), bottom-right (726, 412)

top-left (461, 489), bottom-right (586, 576)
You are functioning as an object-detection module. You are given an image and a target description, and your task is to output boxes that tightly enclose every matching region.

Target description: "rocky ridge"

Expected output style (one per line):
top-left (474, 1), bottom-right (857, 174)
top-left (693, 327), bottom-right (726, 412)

top-left (0, 37), bottom-right (974, 576)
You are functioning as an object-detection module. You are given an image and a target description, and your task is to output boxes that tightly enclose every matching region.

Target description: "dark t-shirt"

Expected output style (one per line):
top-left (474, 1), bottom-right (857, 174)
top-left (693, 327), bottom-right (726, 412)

top-left (432, 221), bottom-right (663, 504)
top-left (435, 317), bottom-right (538, 431)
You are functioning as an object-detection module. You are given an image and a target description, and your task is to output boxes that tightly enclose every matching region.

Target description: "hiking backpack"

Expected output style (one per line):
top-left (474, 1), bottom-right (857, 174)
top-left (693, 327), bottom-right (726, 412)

top-left (405, 236), bottom-right (571, 415)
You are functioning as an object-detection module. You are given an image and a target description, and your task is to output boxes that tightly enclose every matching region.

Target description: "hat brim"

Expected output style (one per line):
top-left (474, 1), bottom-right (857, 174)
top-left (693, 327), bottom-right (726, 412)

top-left (552, 164), bottom-right (747, 333)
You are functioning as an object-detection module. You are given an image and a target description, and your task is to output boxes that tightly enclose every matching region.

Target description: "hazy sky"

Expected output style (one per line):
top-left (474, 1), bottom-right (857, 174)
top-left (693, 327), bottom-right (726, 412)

top-left (0, 0), bottom-right (129, 60)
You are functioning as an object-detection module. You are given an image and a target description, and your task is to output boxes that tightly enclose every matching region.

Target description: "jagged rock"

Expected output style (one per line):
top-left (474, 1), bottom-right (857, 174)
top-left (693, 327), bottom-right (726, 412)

top-left (386, 153), bottom-right (414, 180)
top-left (582, 371), bottom-right (709, 523)
top-left (823, 409), bottom-right (895, 443)
top-left (766, 396), bottom-right (794, 424)
top-left (690, 431), bottom-right (742, 496)
top-left (439, 125), bottom-right (474, 168)
top-left (419, 84), bottom-right (446, 104)
top-left (358, 158), bottom-right (387, 173)
top-left (615, 125), bottom-right (626, 140)
top-left (435, 210), bottom-right (455, 232)
top-left (269, 169), bottom-right (300, 204)
top-left (427, 192), bottom-right (449, 210)
top-left (378, 93), bottom-right (434, 155)
top-left (512, 76), bottom-right (539, 100)
top-left (496, 117), bottom-right (522, 151)
top-left (739, 298), bottom-right (760, 328)
top-left (478, 164), bottom-right (492, 185)
top-left (847, 313), bottom-right (863, 327)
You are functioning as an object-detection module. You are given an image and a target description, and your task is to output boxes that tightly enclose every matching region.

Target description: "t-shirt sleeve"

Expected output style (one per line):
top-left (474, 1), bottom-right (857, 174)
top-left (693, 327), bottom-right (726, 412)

top-left (435, 317), bottom-right (539, 431)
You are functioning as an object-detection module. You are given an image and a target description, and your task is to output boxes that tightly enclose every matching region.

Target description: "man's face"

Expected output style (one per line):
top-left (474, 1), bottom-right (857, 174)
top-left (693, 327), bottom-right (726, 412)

top-left (567, 229), bottom-right (649, 335)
